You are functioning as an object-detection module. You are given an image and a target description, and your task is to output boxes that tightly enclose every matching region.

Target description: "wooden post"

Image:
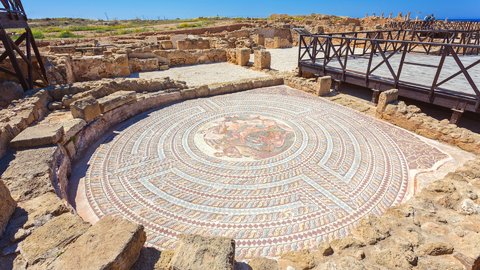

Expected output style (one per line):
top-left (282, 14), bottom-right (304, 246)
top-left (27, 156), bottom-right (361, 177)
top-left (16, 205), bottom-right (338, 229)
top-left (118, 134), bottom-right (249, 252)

top-left (450, 108), bottom-right (464, 124)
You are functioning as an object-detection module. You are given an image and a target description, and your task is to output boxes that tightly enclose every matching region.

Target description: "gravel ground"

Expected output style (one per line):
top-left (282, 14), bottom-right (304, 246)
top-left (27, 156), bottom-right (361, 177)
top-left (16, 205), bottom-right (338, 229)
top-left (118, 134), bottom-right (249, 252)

top-left (132, 62), bottom-right (268, 87)
top-left (265, 47), bottom-right (299, 72)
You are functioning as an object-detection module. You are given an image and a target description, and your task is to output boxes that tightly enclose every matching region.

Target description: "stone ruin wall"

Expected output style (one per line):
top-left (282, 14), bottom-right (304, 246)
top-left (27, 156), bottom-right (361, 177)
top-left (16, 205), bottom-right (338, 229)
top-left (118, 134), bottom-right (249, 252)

top-left (0, 73), bottom-right (479, 269)
top-left (0, 76), bottom-right (285, 269)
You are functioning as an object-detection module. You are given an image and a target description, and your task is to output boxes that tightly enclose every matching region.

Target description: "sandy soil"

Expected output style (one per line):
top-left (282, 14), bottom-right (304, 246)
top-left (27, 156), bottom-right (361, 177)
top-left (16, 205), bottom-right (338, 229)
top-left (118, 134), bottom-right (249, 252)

top-left (131, 62), bottom-right (269, 86)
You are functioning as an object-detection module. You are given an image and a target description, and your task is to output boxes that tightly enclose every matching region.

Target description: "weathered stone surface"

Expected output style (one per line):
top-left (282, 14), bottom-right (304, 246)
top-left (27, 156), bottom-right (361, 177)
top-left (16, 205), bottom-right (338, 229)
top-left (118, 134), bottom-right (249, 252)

top-left (0, 180), bottom-right (16, 237)
top-left (316, 76), bottom-right (332, 96)
top-left (1, 146), bottom-right (68, 202)
top-left (129, 57), bottom-right (159, 73)
top-left (376, 89), bottom-right (399, 116)
top-left (50, 216), bottom-right (146, 270)
top-left (254, 50), bottom-right (271, 70)
top-left (317, 243), bottom-right (334, 256)
top-left (170, 234), bottom-right (235, 270)
top-left (71, 54), bottom-right (130, 82)
top-left (71, 95), bottom-right (102, 122)
top-left (236, 48), bottom-right (250, 66)
top-left (418, 242), bottom-right (455, 256)
top-left (10, 124), bottom-right (64, 149)
top-left (97, 91), bottom-right (137, 113)
top-left (351, 216), bottom-right (390, 245)
top-left (177, 38), bottom-right (210, 50)
top-left (131, 248), bottom-right (174, 270)
top-left (19, 213), bottom-right (90, 267)
top-left (273, 37), bottom-right (292, 48)
top-left (278, 250), bottom-right (316, 270)
top-left (248, 257), bottom-right (278, 270)
top-left (61, 118), bottom-right (87, 143)
top-left (1, 192), bottom-right (68, 252)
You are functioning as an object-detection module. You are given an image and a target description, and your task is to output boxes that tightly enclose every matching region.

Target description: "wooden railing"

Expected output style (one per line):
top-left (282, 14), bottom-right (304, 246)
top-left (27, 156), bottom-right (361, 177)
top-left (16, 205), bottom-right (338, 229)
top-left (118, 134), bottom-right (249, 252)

top-left (297, 32), bottom-right (480, 112)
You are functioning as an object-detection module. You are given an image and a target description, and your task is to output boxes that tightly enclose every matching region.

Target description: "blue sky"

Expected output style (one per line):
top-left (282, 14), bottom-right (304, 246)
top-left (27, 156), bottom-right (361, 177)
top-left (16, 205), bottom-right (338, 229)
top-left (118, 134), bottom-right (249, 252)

top-left (23, 0), bottom-right (479, 20)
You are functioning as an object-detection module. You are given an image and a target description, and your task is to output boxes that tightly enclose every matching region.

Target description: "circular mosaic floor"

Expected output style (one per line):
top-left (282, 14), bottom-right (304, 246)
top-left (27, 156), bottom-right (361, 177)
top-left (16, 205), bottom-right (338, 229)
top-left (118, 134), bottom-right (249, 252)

top-left (78, 85), bottom-right (447, 258)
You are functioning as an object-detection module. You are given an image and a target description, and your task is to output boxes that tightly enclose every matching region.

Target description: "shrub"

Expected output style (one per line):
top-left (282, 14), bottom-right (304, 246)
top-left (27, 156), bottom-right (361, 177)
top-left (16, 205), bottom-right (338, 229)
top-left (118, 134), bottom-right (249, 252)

top-left (57, 30), bottom-right (80, 38)
top-left (31, 29), bottom-right (45, 39)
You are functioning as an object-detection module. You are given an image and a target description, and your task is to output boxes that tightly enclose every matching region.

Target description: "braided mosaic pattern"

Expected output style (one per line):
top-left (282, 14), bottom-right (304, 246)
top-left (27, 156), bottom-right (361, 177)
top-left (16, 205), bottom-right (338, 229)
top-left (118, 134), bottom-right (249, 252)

top-left (83, 85), bottom-right (447, 258)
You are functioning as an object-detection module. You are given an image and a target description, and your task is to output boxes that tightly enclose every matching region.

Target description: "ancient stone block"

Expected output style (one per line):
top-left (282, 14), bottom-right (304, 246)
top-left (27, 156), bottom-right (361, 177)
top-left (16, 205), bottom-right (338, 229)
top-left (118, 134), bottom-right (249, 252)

top-left (61, 118), bottom-right (87, 143)
top-left (145, 36), bottom-right (158, 45)
top-left (10, 124), bottom-right (64, 149)
top-left (159, 40), bottom-right (174, 50)
top-left (256, 34), bottom-right (265, 46)
top-left (180, 88), bottom-right (197, 100)
top-left (97, 91), bottom-right (137, 113)
top-left (50, 216), bottom-right (146, 270)
top-left (376, 89), bottom-right (399, 117)
top-left (226, 49), bottom-right (237, 64)
top-left (417, 242), bottom-right (454, 256)
top-left (193, 85), bottom-right (210, 98)
top-left (236, 48), bottom-right (251, 66)
top-left (71, 54), bottom-right (130, 82)
top-left (273, 37), bottom-right (292, 48)
top-left (249, 257), bottom-right (278, 270)
top-left (176, 38), bottom-right (210, 50)
top-left (129, 57), bottom-right (159, 73)
top-left (19, 213), bottom-right (90, 267)
top-left (316, 76), bottom-right (332, 96)
top-left (0, 180), bottom-right (16, 237)
top-left (170, 234), bottom-right (235, 270)
top-left (70, 96), bottom-right (102, 122)
top-left (278, 250), bottom-right (316, 270)
top-left (254, 50), bottom-right (271, 70)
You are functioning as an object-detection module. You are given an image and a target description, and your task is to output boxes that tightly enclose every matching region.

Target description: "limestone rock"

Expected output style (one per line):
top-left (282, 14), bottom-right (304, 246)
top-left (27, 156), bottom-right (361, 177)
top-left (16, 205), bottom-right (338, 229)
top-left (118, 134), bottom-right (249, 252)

top-left (129, 58), bottom-right (159, 73)
top-left (10, 124), bottom-right (64, 149)
top-left (170, 234), bottom-right (235, 270)
top-left (71, 95), bottom-right (102, 122)
top-left (459, 199), bottom-right (480, 215)
top-left (50, 215), bottom-right (146, 270)
top-left (19, 213), bottom-right (90, 267)
top-left (248, 257), bottom-right (278, 270)
top-left (373, 248), bottom-right (417, 269)
top-left (278, 249), bottom-right (316, 270)
top-left (1, 146), bottom-right (67, 202)
top-left (61, 118), bottom-right (87, 143)
top-left (330, 236), bottom-right (365, 252)
top-left (0, 180), bottom-right (16, 237)
top-left (131, 247), bottom-right (175, 270)
top-left (254, 50), bottom-right (271, 70)
top-left (317, 243), bottom-right (334, 256)
top-left (236, 48), bottom-right (250, 66)
top-left (316, 76), bottom-right (332, 96)
top-left (97, 91), bottom-right (137, 113)
top-left (418, 242), bottom-right (454, 256)
top-left (316, 256), bottom-right (367, 270)
top-left (351, 215), bottom-right (391, 245)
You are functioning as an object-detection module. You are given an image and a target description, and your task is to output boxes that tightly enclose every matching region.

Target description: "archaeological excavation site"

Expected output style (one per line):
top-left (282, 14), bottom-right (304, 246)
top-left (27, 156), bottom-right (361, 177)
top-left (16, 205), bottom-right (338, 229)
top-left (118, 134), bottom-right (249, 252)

top-left (0, 0), bottom-right (480, 269)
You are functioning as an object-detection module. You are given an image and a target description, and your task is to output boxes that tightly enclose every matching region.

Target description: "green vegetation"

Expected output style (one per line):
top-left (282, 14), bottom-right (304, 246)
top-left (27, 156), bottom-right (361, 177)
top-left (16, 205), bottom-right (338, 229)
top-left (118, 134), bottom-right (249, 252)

top-left (57, 30), bottom-right (82, 38)
top-left (31, 29), bottom-right (45, 39)
top-left (25, 16), bottom-right (266, 39)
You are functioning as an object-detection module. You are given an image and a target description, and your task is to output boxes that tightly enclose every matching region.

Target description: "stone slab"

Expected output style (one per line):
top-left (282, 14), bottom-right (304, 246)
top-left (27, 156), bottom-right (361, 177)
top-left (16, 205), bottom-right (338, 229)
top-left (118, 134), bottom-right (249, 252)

top-left (170, 234), bottom-right (235, 270)
top-left (97, 91), bottom-right (137, 113)
top-left (10, 124), bottom-right (64, 149)
top-left (50, 216), bottom-right (146, 270)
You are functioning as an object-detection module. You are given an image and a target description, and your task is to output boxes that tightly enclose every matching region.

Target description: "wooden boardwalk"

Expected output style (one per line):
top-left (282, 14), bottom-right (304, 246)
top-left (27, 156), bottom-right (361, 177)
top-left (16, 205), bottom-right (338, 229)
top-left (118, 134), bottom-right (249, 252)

top-left (324, 53), bottom-right (480, 97)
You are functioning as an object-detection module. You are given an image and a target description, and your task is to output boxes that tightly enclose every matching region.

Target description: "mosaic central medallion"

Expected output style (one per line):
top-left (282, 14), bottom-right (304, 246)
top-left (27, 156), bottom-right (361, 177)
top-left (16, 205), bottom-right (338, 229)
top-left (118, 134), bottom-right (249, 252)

top-left (194, 114), bottom-right (295, 161)
top-left (78, 85), bottom-right (448, 259)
